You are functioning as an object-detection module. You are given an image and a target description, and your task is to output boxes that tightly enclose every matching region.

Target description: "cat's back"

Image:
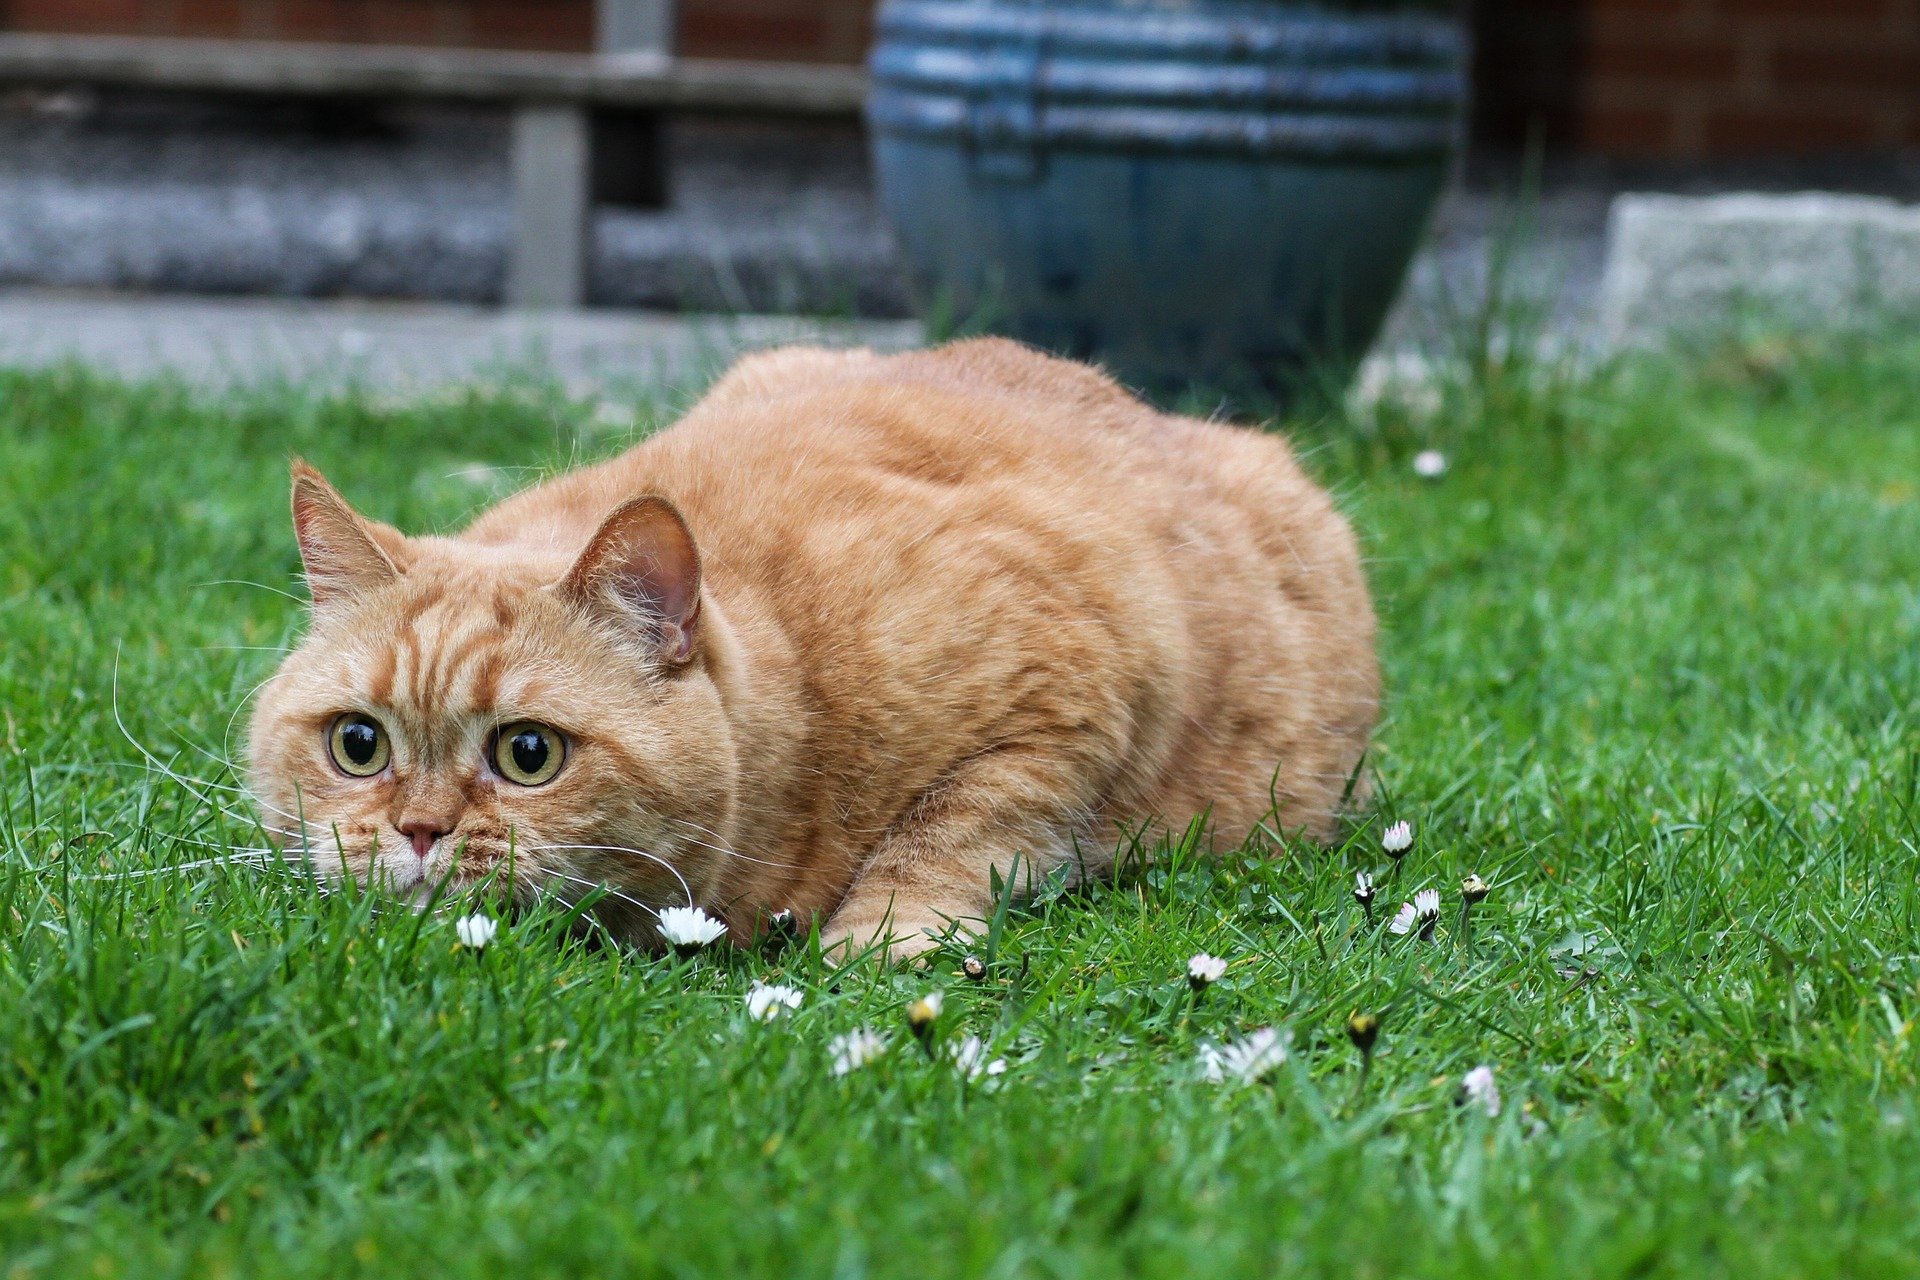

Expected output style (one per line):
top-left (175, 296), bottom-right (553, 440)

top-left (658, 339), bottom-right (1375, 837)
top-left (472, 338), bottom-right (1318, 562)
top-left (655, 337), bottom-right (1167, 502)
top-left (469, 340), bottom-right (1368, 665)
top-left (634, 338), bottom-right (1323, 549)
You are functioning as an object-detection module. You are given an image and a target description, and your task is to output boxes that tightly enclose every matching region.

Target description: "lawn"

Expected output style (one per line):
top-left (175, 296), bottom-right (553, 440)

top-left (2, 335), bottom-right (1919, 1279)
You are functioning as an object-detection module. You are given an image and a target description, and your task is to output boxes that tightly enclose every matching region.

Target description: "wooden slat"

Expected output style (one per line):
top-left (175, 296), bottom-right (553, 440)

top-left (596, 0), bottom-right (675, 57)
top-left (0, 32), bottom-right (868, 114)
top-left (507, 103), bottom-right (592, 308)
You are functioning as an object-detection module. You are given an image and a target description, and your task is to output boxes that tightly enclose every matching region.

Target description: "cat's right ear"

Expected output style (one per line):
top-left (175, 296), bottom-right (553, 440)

top-left (558, 495), bottom-right (702, 664)
top-left (289, 460), bottom-right (406, 608)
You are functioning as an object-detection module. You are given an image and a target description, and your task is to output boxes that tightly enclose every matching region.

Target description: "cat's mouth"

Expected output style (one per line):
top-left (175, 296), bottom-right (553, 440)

top-left (266, 822), bottom-right (681, 926)
top-left (269, 826), bottom-right (500, 899)
top-left (378, 845), bottom-right (526, 903)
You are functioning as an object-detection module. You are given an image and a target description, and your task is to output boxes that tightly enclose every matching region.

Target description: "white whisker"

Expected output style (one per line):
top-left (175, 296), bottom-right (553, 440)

top-left (220, 667), bottom-right (289, 785)
top-left (664, 817), bottom-right (808, 872)
top-left (110, 648), bottom-right (301, 835)
top-left (66, 853), bottom-right (282, 882)
top-left (111, 650), bottom-right (224, 810)
top-left (525, 842), bottom-right (694, 908)
top-left (163, 832), bottom-right (282, 858)
top-left (195, 577), bottom-right (307, 604)
top-left (532, 867), bottom-right (663, 918)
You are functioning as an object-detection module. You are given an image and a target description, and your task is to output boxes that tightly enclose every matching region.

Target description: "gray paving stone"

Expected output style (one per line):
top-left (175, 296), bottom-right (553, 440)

top-left (0, 289), bottom-right (923, 400)
top-left (1599, 193), bottom-right (1920, 348)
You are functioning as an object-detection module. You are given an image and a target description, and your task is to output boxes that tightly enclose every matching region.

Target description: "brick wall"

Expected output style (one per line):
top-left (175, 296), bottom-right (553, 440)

top-left (1578, 0), bottom-right (1920, 156)
top-left (7, 0), bottom-right (1916, 155)
top-left (679, 0), bottom-right (870, 63)
top-left (0, 0), bottom-right (874, 60)
top-left (2, 0), bottom-right (593, 49)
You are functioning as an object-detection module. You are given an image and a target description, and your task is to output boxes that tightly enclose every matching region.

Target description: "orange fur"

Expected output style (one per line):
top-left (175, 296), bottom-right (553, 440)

top-left (246, 339), bottom-right (1379, 958)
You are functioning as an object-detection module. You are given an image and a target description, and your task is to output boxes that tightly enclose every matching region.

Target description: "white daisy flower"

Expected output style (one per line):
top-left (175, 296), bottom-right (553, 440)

top-left (1187, 952), bottom-right (1228, 991)
top-left (1461, 1064), bottom-right (1502, 1117)
top-left (657, 905), bottom-right (728, 953)
top-left (1389, 888), bottom-right (1442, 939)
top-left (1353, 870), bottom-right (1376, 906)
top-left (1461, 874), bottom-right (1490, 904)
top-left (454, 912), bottom-right (498, 950)
top-left (948, 1035), bottom-right (1007, 1081)
top-left (1412, 449), bottom-right (1448, 478)
top-left (830, 1027), bottom-right (888, 1076)
top-left (1198, 1027), bottom-right (1290, 1085)
top-left (1381, 820), bottom-right (1414, 855)
top-left (744, 982), bottom-right (803, 1021)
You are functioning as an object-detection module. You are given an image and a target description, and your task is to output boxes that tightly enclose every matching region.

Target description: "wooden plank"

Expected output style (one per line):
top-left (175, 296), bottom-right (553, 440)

top-left (507, 102), bottom-right (592, 309)
top-left (597, 0), bottom-right (676, 56)
top-left (592, 1), bottom-right (676, 209)
top-left (0, 33), bottom-right (868, 115)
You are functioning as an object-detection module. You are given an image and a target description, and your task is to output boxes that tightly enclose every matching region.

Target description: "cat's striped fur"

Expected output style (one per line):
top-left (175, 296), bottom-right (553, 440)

top-left (246, 339), bottom-right (1379, 959)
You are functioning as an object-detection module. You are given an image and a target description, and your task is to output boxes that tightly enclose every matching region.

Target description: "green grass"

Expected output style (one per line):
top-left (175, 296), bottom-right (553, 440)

top-left (3, 335), bottom-right (1919, 1279)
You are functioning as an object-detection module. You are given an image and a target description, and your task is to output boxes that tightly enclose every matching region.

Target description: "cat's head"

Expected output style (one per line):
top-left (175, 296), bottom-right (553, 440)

top-left (244, 462), bottom-right (739, 941)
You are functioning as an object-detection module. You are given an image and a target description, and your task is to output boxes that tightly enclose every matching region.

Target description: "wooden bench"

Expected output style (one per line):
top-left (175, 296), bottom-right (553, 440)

top-left (0, 1), bottom-right (869, 308)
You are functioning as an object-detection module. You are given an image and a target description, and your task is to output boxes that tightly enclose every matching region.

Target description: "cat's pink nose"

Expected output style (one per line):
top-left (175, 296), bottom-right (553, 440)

top-left (396, 820), bottom-right (449, 860)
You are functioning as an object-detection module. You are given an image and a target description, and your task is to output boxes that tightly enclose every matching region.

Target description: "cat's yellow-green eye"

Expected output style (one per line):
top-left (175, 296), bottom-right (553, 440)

top-left (328, 713), bottom-right (390, 777)
top-left (493, 722), bottom-right (565, 787)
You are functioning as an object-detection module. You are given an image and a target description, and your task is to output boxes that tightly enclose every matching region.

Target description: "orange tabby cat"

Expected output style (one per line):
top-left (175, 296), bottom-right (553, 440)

top-left (246, 339), bottom-right (1378, 959)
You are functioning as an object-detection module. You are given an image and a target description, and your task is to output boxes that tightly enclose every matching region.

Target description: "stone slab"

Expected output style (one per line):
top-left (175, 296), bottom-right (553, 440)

top-left (0, 104), bottom-right (909, 317)
top-left (1599, 192), bottom-right (1920, 348)
top-left (0, 288), bottom-right (923, 401)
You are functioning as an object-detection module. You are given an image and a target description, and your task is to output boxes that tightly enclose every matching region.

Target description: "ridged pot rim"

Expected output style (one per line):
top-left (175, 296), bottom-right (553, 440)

top-left (868, 0), bottom-right (1466, 160)
top-left (872, 0), bottom-right (1466, 65)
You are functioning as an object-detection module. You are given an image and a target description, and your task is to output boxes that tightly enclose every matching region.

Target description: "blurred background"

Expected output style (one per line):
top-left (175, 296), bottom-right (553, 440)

top-left (0, 0), bottom-right (1913, 400)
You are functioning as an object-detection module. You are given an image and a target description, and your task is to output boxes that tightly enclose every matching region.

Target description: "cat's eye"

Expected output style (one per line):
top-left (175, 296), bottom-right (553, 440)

top-left (493, 722), bottom-right (565, 787)
top-left (328, 713), bottom-right (390, 777)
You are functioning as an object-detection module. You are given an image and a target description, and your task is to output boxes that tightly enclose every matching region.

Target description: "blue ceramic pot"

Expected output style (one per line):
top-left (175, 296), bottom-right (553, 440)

top-left (867, 0), bottom-right (1466, 405)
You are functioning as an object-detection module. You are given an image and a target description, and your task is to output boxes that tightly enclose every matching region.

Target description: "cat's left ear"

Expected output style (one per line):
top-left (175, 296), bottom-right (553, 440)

top-left (289, 460), bottom-right (408, 608)
top-left (559, 495), bottom-right (702, 664)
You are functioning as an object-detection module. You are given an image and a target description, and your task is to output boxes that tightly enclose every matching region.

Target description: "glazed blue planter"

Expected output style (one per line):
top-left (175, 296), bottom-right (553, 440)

top-left (867, 0), bottom-right (1466, 406)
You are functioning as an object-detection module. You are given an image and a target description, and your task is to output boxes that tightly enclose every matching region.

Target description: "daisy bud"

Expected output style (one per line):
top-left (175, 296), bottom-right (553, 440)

top-left (762, 908), bottom-right (797, 942)
top-left (1186, 952), bottom-right (1228, 992)
top-left (745, 982), bottom-right (803, 1021)
top-left (1381, 820), bottom-right (1414, 857)
top-left (948, 1035), bottom-right (1007, 1082)
top-left (454, 913), bottom-right (497, 951)
top-left (829, 1028), bottom-right (887, 1076)
top-left (907, 990), bottom-right (944, 1045)
top-left (961, 954), bottom-right (987, 982)
top-left (1198, 1027), bottom-right (1289, 1085)
top-left (1389, 888), bottom-right (1442, 941)
top-left (1460, 874), bottom-right (1489, 905)
top-left (1459, 1064), bottom-right (1502, 1117)
top-left (1345, 1011), bottom-right (1380, 1056)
